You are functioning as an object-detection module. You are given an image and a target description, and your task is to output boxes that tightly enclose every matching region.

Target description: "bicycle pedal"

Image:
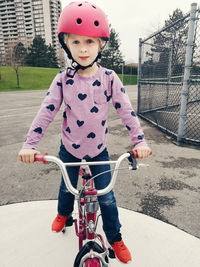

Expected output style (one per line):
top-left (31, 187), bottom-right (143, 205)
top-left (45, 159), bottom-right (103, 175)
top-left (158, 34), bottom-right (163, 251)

top-left (108, 247), bottom-right (116, 259)
top-left (65, 216), bottom-right (74, 227)
top-left (62, 227), bottom-right (66, 234)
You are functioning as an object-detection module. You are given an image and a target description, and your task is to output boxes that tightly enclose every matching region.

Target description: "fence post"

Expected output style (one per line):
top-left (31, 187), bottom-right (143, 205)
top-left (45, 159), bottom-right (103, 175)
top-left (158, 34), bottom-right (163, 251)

top-left (137, 38), bottom-right (142, 114)
top-left (166, 44), bottom-right (173, 107)
top-left (177, 3), bottom-right (197, 143)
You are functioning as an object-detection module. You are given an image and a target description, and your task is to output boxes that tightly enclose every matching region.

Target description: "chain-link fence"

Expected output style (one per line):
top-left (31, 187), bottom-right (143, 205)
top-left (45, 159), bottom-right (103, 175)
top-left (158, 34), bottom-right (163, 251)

top-left (138, 3), bottom-right (200, 145)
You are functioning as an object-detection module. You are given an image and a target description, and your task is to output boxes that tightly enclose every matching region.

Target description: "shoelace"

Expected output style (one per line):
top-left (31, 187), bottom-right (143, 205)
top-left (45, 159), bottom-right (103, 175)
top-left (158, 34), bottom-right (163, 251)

top-left (56, 215), bottom-right (65, 222)
top-left (56, 216), bottom-right (62, 222)
top-left (113, 241), bottom-right (126, 250)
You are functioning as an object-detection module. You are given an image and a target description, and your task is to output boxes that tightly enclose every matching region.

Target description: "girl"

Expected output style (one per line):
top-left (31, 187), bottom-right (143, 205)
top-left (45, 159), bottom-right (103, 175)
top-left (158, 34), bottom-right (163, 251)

top-left (18, 1), bottom-right (151, 264)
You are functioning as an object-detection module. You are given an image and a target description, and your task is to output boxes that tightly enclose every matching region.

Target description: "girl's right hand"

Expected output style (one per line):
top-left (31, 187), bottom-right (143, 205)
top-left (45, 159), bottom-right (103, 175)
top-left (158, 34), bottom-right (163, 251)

top-left (18, 149), bottom-right (41, 164)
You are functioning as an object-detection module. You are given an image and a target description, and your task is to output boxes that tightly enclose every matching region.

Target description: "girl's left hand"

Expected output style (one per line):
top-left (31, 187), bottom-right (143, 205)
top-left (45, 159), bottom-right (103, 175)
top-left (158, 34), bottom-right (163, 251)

top-left (133, 146), bottom-right (152, 159)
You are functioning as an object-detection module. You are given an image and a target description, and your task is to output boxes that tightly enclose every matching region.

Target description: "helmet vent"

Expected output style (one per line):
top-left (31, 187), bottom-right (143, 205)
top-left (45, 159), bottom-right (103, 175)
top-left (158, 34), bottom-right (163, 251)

top-left (78, 3), bottom-right (82, 6)
top-left (77, 18), bottom-right (82, 24)
top-left (92, 5), bottom-right (96, 9)
top-left (94, 20), bottom-right (99, 27)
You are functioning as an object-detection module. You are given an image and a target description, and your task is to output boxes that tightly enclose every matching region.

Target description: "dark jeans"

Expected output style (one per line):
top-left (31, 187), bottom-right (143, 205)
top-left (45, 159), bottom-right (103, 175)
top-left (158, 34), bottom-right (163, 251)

top-left (57, 142), bottom-right (121, 242)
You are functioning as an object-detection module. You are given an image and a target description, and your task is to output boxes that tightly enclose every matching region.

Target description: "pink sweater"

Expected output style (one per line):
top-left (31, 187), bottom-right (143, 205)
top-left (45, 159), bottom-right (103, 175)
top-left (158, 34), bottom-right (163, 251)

top-left (23, 66), bottom-right (147, 159)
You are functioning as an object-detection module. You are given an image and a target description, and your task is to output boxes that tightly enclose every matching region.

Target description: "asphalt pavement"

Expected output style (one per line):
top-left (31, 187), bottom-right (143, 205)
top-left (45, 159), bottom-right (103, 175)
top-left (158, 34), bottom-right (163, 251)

top-left (0, 85), bottom-right (200, 240)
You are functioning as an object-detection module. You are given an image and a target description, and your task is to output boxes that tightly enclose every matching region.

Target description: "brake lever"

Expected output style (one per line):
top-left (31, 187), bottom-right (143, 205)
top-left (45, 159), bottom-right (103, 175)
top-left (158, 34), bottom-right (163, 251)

top-left (128, 150), bottom-right (137, 170)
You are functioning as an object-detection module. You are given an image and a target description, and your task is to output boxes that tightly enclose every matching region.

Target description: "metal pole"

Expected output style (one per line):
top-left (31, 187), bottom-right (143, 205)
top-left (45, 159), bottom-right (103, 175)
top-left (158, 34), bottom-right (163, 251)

top-left (166, 44), bottom-right (173, 107)
top-left (137, 38), bottom-right (142, 114)
top-left (177, 3), bottom-right (197, 143)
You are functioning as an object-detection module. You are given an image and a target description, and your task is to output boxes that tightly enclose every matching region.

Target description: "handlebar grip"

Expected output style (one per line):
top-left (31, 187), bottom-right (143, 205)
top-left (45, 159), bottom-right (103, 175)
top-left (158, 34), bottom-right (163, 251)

top-left (128, 151), bottom-right (137, 170)
top-left (130, 150), bottom-right (152, 158)
top-left (128, 149), bottom-right (152, 170)
top-left (34, 153), bottom-right (48, 164)
top-left (132, 150), bottom-right (138, 159)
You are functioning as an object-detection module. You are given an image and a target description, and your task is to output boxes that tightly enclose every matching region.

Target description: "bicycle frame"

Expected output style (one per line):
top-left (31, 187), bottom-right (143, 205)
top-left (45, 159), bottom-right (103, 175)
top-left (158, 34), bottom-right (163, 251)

top-left (73, 167), bottom-right (109, 267)
top-left (35, 151), bottom-right (140, 266)
top-left (77, 168), bottom-right (98, 248)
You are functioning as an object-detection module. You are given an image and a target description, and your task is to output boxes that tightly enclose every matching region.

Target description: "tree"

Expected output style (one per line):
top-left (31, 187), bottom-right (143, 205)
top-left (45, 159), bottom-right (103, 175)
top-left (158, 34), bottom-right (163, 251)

top-left (47, 44), bottom-right (59, 68)
top-left (26, 36), bottom-right (58, 68)
top-left (12, 42), bottom-right (27, 88)
top-left (123, 65), bottom-right (137, 75)
top-left (158, 9), bottom-right (187, 75)
top-left (144, 9), bottom-right (187, 77)
top-left (100, 27), bottom-right (124, 73)
top-left (26, 36), bottom-right (48, 67)
top-left (13, 42), bottom-right (27, 64)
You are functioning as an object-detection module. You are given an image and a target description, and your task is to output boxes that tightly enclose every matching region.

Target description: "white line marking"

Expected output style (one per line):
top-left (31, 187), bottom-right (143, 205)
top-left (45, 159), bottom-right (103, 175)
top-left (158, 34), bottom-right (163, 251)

top-left (0, 113), bottom-right (37, 119)
top-left (0, 106), bottom-right (40, 113)
top-left (157, 110), bottom-right (199, 117)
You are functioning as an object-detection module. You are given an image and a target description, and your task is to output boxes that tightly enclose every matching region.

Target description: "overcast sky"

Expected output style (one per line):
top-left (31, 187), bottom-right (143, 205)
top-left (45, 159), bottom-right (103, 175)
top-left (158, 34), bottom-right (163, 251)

top-left (61, 0), bottom-right (197, 63)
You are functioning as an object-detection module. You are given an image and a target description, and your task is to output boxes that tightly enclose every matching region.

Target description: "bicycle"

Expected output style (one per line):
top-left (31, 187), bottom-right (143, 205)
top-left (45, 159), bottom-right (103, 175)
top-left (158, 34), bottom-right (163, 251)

top-left (35, 150), bottom-right (150, 266)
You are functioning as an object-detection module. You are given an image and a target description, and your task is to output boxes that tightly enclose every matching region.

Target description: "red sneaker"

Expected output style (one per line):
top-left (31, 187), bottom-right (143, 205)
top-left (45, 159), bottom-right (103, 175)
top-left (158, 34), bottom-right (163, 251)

top-left (110, 240), bottom-right (132, 264)
top-left (52, 214), bottom-right (68, 233)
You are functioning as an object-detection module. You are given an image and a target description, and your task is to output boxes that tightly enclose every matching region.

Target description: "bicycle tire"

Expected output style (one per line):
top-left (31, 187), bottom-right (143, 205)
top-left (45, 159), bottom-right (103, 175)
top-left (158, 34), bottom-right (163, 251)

top-left (74, 241), bottom-right (108, 267)
top-left (85, 258), bottom-right (101, 267)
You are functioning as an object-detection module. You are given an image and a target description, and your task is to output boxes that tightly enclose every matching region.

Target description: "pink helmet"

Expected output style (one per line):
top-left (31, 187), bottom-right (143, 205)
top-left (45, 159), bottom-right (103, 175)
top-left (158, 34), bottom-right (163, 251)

top-left (57, 1), bottom-right (110, 40)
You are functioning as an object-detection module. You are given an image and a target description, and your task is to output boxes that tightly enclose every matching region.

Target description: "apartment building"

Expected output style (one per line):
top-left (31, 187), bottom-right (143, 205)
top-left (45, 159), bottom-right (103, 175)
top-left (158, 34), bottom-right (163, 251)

top-left (0, 0), bottom-right (63, 66)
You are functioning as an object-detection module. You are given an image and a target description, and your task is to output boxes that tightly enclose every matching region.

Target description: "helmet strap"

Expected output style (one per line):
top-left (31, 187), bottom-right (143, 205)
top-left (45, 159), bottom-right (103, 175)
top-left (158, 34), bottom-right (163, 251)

top-left (58, 33), bottom-right (106, 78)
top-left (66, 52), bottom-right (102, 78)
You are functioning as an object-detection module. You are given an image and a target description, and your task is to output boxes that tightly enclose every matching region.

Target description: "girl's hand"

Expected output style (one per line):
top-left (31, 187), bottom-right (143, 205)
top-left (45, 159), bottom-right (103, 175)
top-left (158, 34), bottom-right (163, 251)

top-left (18, 149), bottom-right (41, 164)
top-left (133, 146), bottom-right (152, 159)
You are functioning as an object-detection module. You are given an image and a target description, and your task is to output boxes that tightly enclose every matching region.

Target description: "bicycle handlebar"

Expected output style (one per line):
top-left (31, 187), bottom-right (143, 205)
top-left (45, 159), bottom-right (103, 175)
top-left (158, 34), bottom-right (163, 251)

top-left (34, 151), bottom-right (151, 197)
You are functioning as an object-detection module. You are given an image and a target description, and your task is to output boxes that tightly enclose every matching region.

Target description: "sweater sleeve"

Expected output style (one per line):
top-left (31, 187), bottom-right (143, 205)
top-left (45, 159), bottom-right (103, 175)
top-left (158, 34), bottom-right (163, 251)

top-left (22, 72), bottom-right (63, 150)
top-left (111, 72), bottom-right (147, 148)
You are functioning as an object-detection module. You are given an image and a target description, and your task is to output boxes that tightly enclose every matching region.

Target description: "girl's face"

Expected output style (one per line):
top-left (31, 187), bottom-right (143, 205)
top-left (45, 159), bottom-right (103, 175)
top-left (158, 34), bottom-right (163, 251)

top-left (66, 34), bottom-right (102, 67)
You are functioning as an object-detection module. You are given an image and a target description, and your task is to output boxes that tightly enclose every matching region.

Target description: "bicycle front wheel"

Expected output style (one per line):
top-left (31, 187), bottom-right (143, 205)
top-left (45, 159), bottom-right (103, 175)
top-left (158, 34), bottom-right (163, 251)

top-left (85, 258), bottom-right (101, 267)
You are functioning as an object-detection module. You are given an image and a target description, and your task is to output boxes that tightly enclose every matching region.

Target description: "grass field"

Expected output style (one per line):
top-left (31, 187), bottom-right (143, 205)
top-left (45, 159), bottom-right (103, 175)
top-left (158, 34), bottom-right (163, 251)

top-left (0, 66), bottom-right (59, 92)
top-left (118, 74), bottom-right (137, 85)
top-left (0, 66), bottom-right (137, 92)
